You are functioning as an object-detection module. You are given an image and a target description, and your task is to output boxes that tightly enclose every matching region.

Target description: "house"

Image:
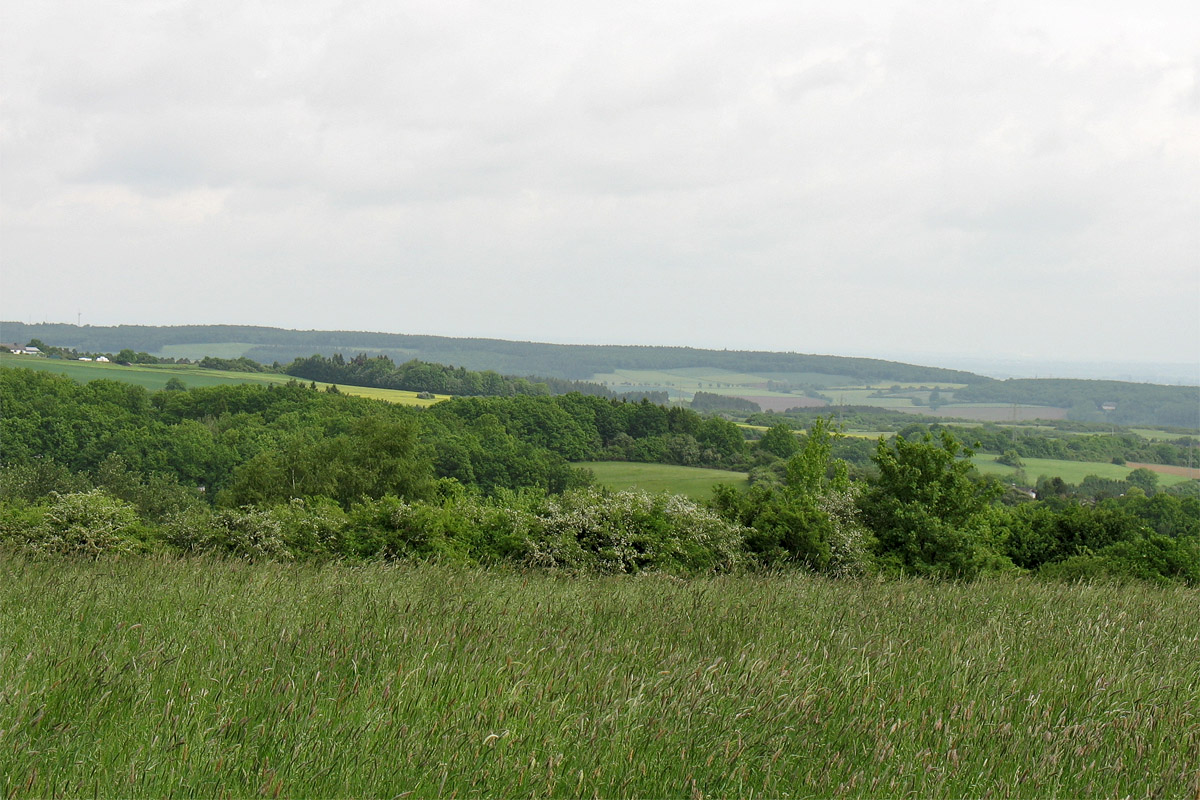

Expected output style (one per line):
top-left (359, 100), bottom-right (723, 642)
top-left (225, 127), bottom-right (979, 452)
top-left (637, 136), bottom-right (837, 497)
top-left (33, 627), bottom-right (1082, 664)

top-left (95, 356), bottom-right (110, 363)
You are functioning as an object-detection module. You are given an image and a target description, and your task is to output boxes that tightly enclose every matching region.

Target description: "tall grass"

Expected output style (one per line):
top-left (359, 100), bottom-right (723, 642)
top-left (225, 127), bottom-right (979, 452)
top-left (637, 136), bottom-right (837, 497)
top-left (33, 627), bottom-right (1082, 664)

top-left (2, 553), bottom-right (1197, 798)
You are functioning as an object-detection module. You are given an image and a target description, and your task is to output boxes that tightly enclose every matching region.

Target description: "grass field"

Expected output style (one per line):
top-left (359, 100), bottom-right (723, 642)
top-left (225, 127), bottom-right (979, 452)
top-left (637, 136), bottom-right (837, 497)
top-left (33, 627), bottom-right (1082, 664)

top-left (0, 356), bottom-right (445, 407)
top-left (1129, 428), bottom-right (1200, 443)
top-left (2, 554), bottom-right (1197, 798)
top-left (577, 461), bottom-right (749, 500)
top-left (972, 454), bottom-right (1195, 487)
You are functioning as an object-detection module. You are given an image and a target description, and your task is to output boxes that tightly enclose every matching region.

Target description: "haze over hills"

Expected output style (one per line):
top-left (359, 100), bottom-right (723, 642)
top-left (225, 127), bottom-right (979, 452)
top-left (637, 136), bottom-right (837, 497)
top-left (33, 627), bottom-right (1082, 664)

top-left (0, 322), bottom-right (982, 384)
top-left (3, 321), bottom-right (1197, 429)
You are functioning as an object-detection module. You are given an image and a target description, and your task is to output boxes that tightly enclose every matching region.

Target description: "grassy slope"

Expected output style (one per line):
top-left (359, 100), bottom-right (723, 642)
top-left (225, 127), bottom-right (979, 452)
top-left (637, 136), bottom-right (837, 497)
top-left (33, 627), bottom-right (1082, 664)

top-left (2, 555), bottom-right (1196, 799)
top-left (578, 461), bottom-right (749, 500)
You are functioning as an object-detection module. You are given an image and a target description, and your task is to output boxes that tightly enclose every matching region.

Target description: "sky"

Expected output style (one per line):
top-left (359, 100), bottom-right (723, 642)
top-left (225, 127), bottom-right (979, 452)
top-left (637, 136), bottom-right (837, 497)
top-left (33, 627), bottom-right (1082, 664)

top-left (2, 0), bottom-right (1198, 372)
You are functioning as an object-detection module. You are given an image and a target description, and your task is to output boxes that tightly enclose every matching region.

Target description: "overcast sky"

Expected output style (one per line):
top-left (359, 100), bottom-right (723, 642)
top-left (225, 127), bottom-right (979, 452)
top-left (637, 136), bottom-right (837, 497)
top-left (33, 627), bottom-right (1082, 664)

top-left (2, 0), bottom-right (1198, 369)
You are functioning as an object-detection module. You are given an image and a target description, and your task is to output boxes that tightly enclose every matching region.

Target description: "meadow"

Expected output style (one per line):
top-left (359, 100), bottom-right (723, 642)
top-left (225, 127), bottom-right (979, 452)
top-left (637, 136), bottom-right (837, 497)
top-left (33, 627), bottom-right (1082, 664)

top-left (1, 553), bottom-right (1196, 799)
top-left (577, 461), bottom-right (750, 500)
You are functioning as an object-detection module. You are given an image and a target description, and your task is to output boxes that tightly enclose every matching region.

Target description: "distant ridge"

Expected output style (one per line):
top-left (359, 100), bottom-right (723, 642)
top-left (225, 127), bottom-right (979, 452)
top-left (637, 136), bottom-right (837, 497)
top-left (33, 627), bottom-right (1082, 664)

top-left (3, 322), bottom-right (1197, 428)
top-left (0, 322), bottom-right (982, 384)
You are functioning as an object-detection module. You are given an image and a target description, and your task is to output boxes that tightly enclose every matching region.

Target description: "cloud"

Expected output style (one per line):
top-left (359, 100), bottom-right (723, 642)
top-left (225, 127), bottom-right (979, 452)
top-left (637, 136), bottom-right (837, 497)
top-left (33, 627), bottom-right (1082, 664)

top-left (2, 0), bottom-right (1197, 365)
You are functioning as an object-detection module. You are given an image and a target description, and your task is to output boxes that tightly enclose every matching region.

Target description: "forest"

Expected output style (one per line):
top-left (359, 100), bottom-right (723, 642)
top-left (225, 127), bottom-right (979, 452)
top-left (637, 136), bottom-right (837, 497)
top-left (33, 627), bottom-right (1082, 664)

top-left (2, 366), bottom-right (1196, 583)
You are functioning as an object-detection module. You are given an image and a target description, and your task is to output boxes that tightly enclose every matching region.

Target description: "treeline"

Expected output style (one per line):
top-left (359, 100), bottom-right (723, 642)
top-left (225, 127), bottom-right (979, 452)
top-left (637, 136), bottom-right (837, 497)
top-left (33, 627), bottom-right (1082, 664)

top-left (970, 425), bottom-right (1194, 467)
top-left (2, 367), bottom-right (1197, 584)
top-left (691, 391), bottom-right (762, 414)
top-left (892, 422), bottom-right (1197, 468)
top-left (196, 351), bottom-right (663, 402)
top-left (282, 353), bottom-right (614, 398)
top-left (197, 355), bottom-right (272, 372)
top-left (954, 378), bottom-right (1199, 428)
top-left (744, 413), bottom-right (1198, 469)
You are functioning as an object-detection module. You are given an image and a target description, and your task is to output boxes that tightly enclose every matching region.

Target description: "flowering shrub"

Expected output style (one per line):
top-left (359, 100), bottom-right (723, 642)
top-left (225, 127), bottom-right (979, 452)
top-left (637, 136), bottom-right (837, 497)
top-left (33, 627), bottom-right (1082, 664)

top-left (532, 488), bottom-right (748, 574)
top-left (165, 506), bottom-right (293, 561)
top-left (2, 489), bottom-right (145, 557)
top-left (817, 485), bottom-right (875, 577)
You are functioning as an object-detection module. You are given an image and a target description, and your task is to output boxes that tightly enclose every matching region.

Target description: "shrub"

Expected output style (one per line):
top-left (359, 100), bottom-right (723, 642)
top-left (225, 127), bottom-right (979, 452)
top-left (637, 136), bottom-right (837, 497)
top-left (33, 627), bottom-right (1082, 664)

top-left (165, 506), bottom-right (292, 561)
top-left (11, 490), bottom-right (147, 557)
top-left (269, 497), bottom-right (348, 557)
top-left (532, 488), bottom-right (747, 574)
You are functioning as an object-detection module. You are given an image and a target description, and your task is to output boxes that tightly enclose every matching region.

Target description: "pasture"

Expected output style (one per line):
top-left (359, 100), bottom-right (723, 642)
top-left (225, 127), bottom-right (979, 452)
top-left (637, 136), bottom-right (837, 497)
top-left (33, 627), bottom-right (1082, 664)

top-left (577, 461), bottom-right (749, 500)
top-left (2, 554), bottom-right (1196, 798)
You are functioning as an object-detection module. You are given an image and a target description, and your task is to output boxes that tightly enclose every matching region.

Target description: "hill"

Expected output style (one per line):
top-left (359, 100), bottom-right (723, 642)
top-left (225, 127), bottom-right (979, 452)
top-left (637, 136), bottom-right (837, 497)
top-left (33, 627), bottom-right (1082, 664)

top-left (0, 322), bottom-right (979, 383)
top-left (3, 321), bottom-right (1196, 428)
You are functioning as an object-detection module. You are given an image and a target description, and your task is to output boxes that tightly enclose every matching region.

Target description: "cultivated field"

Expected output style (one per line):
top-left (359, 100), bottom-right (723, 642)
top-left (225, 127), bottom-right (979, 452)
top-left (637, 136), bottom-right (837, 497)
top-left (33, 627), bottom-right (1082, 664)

top-left (587, 368), bottom-right (1078, 421)
top-left (1125, 462), bottom-right (1200, 480)
top-left (2, 554), bottom-right (1196, 798)
top-left (577, 461), bottom-right (749, 500)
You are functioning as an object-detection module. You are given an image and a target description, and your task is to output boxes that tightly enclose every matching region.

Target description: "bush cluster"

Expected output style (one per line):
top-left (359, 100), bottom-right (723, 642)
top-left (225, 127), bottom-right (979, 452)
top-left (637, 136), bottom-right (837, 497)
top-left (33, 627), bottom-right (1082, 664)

top-left (0, 486), bottom-right (751, 575)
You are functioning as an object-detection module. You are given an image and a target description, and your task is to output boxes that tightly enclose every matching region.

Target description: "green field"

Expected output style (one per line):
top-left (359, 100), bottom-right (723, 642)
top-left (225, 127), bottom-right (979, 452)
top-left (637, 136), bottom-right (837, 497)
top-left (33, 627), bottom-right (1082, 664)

top-left (2, 554), bottom-right (1196, 798)
top-left (0, 355), bottom-right (445, 407)
top-left (577, 461), bottom-right (749, 500)
top-left (972, 454), bottom-right (1194, 487)
top-left (1129, 428), bottom-right (1200, 443)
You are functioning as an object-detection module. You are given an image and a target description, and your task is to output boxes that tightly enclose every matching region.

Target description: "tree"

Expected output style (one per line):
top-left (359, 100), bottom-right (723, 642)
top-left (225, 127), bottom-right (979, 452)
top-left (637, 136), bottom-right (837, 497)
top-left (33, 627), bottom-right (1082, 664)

top-left (784, 417), bottom-right (846, 496)
top-left (997, 449), bottom-right (1023, 468)
top-left (861, 431), bottom-right (1007, 577)
top-left (758, 423), bottom-right (800, 459)
top-left (1125, 468), bottom-right (1159, 495)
